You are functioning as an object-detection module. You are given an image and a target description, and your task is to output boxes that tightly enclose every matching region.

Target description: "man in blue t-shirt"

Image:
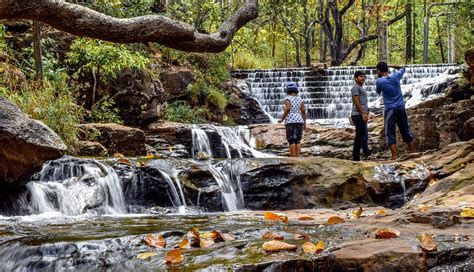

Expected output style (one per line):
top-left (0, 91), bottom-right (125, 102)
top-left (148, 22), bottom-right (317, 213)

top-left (375, 62), bottom-right (415, 160)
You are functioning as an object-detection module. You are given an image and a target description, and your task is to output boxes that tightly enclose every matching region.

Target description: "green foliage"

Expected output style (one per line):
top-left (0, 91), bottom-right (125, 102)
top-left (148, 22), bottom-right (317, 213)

top-left (207, 88), bottom-right (227, 111)
top-left (164, 101), bottom-right (207, 124)
top-left (90, 96), bottom-right (123, 124)
top-left (66, 38), bottom-right (149, 81)
top-left (0, 76), bottom-right (83, 149)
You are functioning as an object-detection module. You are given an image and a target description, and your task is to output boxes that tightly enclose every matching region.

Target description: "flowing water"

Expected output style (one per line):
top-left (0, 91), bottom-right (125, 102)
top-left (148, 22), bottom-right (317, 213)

top-left (231, 64), bottom-right (458, 125)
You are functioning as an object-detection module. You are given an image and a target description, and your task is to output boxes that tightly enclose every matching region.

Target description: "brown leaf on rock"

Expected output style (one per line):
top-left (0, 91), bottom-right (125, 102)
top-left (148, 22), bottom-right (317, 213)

top-left (117, 158), bottom-right (131, 165)
top-left (163, 249), bottom-right (183, 264)
top-left (377, 210), bottom-right (387, 216)
top-left (200, 231), bottom-right (218, 240)
top-left (351, 207), bottom-right (363, 218)
top-left (294, 233), bottom-right (310, 240)
top-left (303, 241), bottom-right (324, 254)
top-left (137, 252), bottom-right (157, 260)
top-left (298, 215), bottom-right (315, 221)
top-left (262, 231), bottom-right (284, 240)
top-left (417, 204), bottom-right (432, 212)
top-left (375, 227), bottom-right (401, 239)
top-left (179, 237), bottom-right (189, 249)
top-left (460, 208), bottom-right (474, 218)
top-left (144, 234), bottom-right (166, 248)
top-left (113, 152), bottom-right (125, 158)
top-left (264, 212), bottom-right (288, 224)
top-left (262, 240), bottom-right (297, 253)
top-left (418, 233), bottom-right (437, 251)
top-left (327, 216), bottom-right (346, 225)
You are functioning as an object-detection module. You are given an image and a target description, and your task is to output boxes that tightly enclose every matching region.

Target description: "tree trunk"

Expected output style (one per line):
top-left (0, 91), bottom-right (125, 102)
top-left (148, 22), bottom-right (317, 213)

top-left (0, 0), bottom-right (258, 53)
top-left (292, 36), bottom-right (302, 67)
top-left (33, 21), bottom-right (43, 81)
top-left (378, 21), bottom-right (388, 63)
top-left (436, 16), bottom-right (445, 63)
top-left (405, 1), bottom-right (412, 64)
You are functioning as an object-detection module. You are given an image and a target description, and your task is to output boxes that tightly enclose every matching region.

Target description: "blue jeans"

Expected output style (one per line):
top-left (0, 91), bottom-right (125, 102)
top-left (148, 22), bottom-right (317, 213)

top-left (384, 106), bottom-right (414, 146)
top-left (351, 115), bottom-right (370, 161)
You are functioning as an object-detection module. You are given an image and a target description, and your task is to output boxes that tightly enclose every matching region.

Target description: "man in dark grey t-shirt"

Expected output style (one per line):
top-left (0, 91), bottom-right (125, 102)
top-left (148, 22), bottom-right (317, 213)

top-left (350, 71), bottom-right (371, 161)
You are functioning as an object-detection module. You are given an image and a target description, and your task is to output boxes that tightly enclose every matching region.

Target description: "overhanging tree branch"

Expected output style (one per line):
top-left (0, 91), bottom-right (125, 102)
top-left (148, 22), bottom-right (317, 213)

top-left (0, 0), bottom-right (259, 53)
top-left (340, 0), bottom-right (355, 15)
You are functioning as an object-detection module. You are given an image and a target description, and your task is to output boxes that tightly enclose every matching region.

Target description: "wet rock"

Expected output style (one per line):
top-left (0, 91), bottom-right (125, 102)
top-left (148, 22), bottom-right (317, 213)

top-left (76, 141), bottom-right (108, 157)
top-left (79, 123), bottom-right (146, 156)
top-left (227, 81), bottom-right (271, 125)
top-left (332, 239), bottom-right (426, 271)
top-left (0, 96), bottom-right (67, 184)
top-left (159, 68), bottom-right (195, 100)
top-left (110, 69), bottom-right (167, 126)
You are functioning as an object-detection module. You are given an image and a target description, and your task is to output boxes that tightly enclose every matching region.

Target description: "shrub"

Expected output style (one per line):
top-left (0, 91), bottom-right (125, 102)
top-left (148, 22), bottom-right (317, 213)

top-left (207, 88), bottom-right (228, 111)
top-left (164, 101), bottom-right (207, 124)
top-left (90, 96), bottom-right (123, 124)
top-left (0, 76), bottom-right (84, 150)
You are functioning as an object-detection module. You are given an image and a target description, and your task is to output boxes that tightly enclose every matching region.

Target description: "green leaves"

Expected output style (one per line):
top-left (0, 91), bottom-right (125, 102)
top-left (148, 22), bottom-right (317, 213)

top-left (66, 38), bottom-right (149, 81)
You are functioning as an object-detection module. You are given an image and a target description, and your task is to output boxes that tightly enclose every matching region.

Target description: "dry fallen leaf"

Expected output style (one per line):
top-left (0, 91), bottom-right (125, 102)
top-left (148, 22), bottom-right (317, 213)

top-left (377, 210), bottom-right (387, 216)
top-left (179, 237), bottom-right (189, 249)
top-left (298, 215), bottom-right (315, 221)
top-left (262, 240), bottom-right (297, 253)
top-left (113, 152), bottom-right (125, 158)
top-left (303, 241), bottom-right (324, 254)
top-left (417, 233), bottom-right (437, 251)
top-left (200, 232), bottom-right (218, 240)
top-left (137, 252), bottom-right (157, 260)
top-left (264, 212), bottom-right (288, 224)
top-left (460, 208), bottom-right (474, 218)
top-left (294, 233), bottom-right (310, 240)
top-left (262, 231), bottom-right (284, 240)
top-left (351, 207), bottom-right (363, 219)
top-left (117, 158), bottom-right (131, 165)
top-left (418, 204), bottom-right (432, 212)
top-left (144, 234), bottom-right (166, 248)
top-left (375, 227), bottom-right (401, 239)
top-left (163, 249), bottom-right (183, 264)
top-left (429, 179), bottom-right (439, 186)
top-left (145, 154), bottom-right (155, 159)
top-left (327, 216), bottom-right (346, 225)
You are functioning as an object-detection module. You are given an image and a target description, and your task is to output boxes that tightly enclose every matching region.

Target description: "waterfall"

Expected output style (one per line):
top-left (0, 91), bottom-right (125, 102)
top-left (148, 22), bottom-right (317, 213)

top-left (212, 125), bottom-right (271, 159)
top-left (232, 64), bottom-right (458, 125)
top-left (26, 157), bottom-right (127, 216)
top-left (191, 125), bottom-right (213, 159)
top-left (206, 161), bottom-right (245, 211)
top-left (191, 124), bottom-right (271, 159)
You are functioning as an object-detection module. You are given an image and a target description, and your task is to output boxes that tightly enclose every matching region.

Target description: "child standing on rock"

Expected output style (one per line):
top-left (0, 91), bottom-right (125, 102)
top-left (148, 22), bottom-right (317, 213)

top-left (278, 82), bottom-right (307, 157)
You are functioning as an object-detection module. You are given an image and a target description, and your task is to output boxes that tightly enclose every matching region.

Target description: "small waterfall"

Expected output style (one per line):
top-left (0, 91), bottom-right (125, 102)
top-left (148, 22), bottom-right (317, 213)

top-left (206, 162), bottom-right (245, 211)
top-left (232, 64), bottom-right (458, 124)
top-left (147, 160), bottom-right (187, 213)
top-left (191, 125), bottom-right (212, 159)
top-left (27, 157), bottom-right (127, 215)
top-left (212, 125), bottom-right (270, 159)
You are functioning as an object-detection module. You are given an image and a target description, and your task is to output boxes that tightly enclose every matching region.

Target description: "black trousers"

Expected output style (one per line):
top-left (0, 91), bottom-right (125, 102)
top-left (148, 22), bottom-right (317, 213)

top-left (351, 115), bottom-right (370, 161)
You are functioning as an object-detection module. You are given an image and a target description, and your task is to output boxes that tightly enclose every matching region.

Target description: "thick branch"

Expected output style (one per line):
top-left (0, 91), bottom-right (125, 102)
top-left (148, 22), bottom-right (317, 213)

top-left (0, 0), bottom-right (259, 53)
top-left (340, 0), bottom-right (355, 15)
top-left (342, 34), bottom-right (378, 60)
top-left (387, 11), bottom-right (407, 26)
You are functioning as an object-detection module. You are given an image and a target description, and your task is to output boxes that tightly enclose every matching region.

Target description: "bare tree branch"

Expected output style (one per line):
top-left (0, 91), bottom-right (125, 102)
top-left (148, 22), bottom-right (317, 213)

top-left (387, 11), bottom-right (407, 26)
top-left (0, 0), bottom-right (259, 53)
top-left (340, 0), bottom-right (355, 16)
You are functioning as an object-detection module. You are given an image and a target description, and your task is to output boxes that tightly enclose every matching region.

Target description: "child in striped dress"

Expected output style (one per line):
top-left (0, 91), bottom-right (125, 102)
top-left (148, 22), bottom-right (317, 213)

top-left (278, 82), bottom-right (307, 157)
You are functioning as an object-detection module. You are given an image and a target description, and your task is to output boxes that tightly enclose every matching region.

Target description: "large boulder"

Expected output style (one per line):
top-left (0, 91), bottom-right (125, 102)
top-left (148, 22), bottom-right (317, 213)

top-left (226, 81), bottom-right (271, 125)
top-left (78, 123), bottom-right (146, 156)
top-left (110, 69), bottom-right (167, 126)
top-left (0, 96), bottom-right (67, 183)
top-left (159, 68), bottom-right (195, 100)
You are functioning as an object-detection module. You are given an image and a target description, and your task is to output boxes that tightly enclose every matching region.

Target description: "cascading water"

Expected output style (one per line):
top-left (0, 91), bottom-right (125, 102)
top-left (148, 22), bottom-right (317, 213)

top-left (26, 157), bottom-right (126, 215)
top-left (191, 125), bottom-right (272, 159)
top-left (231, 64), bottom-right (458, 125)
top-left (191, 125), bottom-right (213, 159)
